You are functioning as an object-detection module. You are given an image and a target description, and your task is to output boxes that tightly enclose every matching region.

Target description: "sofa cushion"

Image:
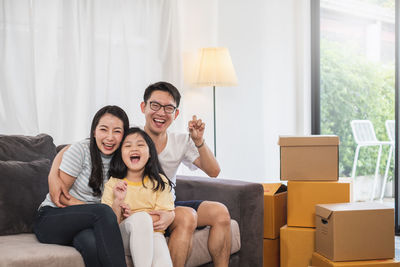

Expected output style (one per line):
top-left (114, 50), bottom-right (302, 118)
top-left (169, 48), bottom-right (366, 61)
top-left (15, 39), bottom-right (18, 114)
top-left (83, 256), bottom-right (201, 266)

top-left (0, 233), bottom-right (84, 267)
top-left (0, 159), bottom-right (50, 235)
top-left (0, 222), bottom-right (240, 267)
top-left (0, 134), bottom-right (57, 162)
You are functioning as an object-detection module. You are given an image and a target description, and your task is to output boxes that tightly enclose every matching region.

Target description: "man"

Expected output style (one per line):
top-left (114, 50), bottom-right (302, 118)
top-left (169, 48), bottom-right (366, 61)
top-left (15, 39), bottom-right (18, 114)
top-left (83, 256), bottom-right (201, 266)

top-left (49, 82), bottom-right (231, 267)
top-left (140, 81), bottom-right (231, 267)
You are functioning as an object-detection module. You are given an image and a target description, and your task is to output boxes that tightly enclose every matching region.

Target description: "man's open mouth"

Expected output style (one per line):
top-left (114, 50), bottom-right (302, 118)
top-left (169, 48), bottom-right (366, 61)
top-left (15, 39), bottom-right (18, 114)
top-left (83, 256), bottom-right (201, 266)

top-left (153, 118), bottom-right (165, 126)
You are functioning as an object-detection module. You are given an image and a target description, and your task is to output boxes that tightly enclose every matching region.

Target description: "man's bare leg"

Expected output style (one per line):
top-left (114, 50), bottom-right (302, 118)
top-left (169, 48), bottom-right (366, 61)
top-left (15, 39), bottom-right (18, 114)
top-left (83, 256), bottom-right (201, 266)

top-left (168, 206), bottom-right (197, 267)
top-left (197, 201), bottom-right (231, 267)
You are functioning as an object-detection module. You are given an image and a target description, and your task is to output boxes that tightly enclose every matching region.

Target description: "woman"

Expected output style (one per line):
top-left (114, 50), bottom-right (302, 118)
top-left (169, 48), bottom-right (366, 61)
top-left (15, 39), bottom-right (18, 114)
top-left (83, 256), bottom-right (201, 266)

top-left (33, 105), bottom-right (129, 267)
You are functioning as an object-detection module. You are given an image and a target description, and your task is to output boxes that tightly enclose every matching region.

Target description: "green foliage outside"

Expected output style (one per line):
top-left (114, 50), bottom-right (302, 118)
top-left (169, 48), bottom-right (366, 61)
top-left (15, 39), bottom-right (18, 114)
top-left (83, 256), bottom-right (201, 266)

top-left (320, 39), bottom-right (395, 178)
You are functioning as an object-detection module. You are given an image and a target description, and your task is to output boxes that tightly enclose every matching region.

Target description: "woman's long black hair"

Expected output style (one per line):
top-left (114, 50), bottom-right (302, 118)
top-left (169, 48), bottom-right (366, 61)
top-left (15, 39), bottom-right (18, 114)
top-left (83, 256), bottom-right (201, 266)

top-left (109, 127), bottom-right (173, 191)
top-left (89, 105), bottom-right (129, 196)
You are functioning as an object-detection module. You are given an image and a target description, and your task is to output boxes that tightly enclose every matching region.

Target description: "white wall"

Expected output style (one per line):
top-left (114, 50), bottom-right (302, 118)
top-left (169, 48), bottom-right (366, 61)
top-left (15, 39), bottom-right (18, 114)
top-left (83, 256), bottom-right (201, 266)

top-left (177, 0), bottom-right (311, 182)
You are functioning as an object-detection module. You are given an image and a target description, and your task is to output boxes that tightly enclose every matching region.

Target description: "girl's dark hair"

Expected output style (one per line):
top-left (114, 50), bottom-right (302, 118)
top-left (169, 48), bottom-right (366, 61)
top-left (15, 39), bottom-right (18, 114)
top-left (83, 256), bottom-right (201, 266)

top-left (109, 127), bottom-right (173, 191)
top-left (89, 105), bottom-right (129, 196)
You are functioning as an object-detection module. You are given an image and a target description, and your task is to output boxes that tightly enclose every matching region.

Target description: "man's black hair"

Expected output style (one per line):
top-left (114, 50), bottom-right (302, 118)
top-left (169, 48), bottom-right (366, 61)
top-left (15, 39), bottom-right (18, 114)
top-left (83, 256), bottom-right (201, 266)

top-left (143, 81), bottom-right (181, 107)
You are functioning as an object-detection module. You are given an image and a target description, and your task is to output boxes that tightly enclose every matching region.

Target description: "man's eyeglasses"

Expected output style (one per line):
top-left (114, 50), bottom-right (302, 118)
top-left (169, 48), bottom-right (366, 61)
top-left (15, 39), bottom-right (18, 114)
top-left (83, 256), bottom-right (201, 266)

top-left (149, 101), bottom-right (177, 114)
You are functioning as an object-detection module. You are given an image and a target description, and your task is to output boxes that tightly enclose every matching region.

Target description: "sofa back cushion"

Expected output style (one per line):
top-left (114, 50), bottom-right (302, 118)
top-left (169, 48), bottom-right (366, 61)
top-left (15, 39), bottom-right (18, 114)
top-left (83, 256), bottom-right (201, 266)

top-left (0, 134), bottom-right (57, 162)
top-left (0, 159), bottom-right (51, 235)
top-left (0, 134), bottom-right (56, 235)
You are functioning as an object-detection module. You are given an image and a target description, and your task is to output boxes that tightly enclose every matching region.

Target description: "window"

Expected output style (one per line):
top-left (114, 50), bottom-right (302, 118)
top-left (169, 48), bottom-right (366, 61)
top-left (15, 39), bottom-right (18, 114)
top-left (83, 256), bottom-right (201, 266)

top-left (311, 0), bottom-right (399, 232)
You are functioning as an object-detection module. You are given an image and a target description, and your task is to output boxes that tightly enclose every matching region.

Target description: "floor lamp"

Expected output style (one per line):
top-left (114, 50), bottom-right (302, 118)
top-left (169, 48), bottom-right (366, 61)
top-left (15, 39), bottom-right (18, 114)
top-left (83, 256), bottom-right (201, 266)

top-left (194, 47), bottom-right (238, 157)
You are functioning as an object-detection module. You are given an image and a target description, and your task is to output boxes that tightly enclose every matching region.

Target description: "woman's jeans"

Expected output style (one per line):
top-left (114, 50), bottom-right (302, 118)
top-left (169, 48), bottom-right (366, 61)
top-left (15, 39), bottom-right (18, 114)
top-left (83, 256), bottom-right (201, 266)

top-left (33, 204), bottom-right (126, 267)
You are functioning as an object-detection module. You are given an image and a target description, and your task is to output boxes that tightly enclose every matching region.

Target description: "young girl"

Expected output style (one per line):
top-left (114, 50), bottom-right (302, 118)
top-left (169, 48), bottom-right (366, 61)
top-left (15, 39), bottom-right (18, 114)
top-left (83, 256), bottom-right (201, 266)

top-left (101, 127), bottom-right (174, 267)
top-left (34, 105), bottom-right (129, 267)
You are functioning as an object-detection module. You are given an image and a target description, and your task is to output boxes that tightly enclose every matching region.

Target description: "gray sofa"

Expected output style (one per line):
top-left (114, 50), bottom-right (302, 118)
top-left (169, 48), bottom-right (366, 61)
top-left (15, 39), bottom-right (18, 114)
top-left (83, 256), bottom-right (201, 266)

top-left (0, 134), bottom-right (264, 267)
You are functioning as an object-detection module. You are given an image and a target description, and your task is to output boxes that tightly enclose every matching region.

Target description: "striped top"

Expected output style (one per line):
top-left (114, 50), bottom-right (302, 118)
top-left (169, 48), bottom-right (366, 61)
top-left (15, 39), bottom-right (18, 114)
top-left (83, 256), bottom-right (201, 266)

top-left (40, 139), bottom-right (112, 208)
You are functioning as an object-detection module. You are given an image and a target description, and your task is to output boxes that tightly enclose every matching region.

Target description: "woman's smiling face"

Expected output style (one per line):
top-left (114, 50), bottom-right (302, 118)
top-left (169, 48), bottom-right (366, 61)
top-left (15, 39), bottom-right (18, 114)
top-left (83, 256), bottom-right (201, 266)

top-left (93, 113), bottom-right (124, 155)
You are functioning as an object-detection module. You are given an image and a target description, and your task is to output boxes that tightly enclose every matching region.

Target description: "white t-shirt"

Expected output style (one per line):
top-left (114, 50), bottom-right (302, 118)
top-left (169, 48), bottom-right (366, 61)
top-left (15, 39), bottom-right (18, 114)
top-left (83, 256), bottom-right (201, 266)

top-left (158, 131), bottom-right (199, 184)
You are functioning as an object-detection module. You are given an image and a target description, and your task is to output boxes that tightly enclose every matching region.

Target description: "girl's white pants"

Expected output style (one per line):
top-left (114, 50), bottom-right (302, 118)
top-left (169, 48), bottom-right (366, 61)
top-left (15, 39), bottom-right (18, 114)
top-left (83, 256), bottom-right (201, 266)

top-left (119, 211), bottom-right (173, 267)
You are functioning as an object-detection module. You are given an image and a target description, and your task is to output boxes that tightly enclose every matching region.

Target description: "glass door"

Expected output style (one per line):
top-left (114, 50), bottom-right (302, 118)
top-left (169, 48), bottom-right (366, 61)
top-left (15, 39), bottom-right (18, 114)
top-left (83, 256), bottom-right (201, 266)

top-left (311, 0), bottom-right (397, 230)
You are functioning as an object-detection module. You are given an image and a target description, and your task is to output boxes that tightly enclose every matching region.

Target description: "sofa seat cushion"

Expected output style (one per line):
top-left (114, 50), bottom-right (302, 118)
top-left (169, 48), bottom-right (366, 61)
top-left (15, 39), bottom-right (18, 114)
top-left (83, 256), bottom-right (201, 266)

top-left (0, 220), bottom-right (240, 267)
top-left (0, 234), bottom-right (85, 267)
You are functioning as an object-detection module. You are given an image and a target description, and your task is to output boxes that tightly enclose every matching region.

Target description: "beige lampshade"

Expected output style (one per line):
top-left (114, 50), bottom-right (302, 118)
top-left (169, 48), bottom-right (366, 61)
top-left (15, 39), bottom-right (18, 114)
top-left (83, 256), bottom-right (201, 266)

top-left (194, 47), bottom-right (238, 87)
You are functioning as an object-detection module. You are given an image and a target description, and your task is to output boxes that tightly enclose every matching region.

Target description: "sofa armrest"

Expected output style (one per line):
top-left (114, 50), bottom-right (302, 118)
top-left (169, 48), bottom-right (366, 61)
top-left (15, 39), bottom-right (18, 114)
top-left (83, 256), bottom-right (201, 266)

top-left (175, 175), bottom-right (264, 267)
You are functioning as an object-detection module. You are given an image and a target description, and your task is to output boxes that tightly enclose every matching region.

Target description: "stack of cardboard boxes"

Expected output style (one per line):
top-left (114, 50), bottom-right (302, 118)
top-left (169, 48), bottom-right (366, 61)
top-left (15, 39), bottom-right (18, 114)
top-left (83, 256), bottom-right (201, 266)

top-left (262, 183), bottom-right (287, 267)
top-left (262, 135), bottom-right (398, 266)
top-left (278, 136), bottom-right (350, 267)
top-left (312, 201), bottom-right (398, 266)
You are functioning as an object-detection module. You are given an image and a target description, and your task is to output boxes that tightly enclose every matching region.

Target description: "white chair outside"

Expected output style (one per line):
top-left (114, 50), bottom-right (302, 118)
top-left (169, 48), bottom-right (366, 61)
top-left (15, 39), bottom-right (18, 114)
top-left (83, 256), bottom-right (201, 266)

top-left (350, 120), bottom-right (391, 200)
top-left (381, 120), bottom-right (395, 200)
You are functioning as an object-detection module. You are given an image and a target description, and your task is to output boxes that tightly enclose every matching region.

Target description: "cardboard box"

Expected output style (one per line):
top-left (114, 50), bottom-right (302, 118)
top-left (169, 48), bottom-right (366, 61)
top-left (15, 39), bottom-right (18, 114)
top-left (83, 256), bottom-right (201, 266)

top-left (263, 238), bottom-right (279, 267)
top-left (262, 183), bottom-right (287, 239)
top-left (315, 202), bottom-right (394, 262)
top-left (279, 135), bottom-right (339, 181)
top-left (280, 225), bottom-right (315, 267)
top-left (339, 177), bottom-right (354, 202)
top-left (287, 181), bottom-right (350, 227)
top-left (312, 252), bottom-right (400, 266)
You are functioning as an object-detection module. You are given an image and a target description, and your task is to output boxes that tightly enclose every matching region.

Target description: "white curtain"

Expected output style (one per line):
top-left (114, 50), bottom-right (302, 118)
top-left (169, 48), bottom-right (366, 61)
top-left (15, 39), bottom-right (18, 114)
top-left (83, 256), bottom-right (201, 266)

top-left (0, 0), bottom-right (311, 181)
top-left (0, 0), bottom-right (183, 145)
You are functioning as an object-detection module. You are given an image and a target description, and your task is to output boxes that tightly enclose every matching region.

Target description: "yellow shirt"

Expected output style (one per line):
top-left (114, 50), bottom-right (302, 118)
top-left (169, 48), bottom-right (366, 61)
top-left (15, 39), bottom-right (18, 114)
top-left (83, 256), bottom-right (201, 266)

top-left (101, 175), bottom-right (174, 214)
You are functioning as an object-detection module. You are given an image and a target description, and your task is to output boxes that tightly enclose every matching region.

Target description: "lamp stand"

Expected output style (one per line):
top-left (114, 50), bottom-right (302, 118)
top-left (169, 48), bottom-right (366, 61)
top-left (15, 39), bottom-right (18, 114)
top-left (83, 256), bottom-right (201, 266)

top-left (213, 85), bottom-right (217, 157)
